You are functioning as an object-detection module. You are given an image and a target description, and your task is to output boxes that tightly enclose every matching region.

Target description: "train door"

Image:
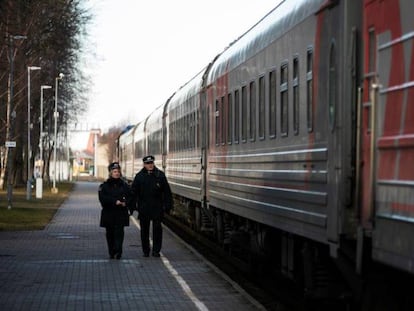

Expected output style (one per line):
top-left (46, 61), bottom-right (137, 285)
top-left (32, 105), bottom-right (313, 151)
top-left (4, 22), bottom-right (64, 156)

top-left (162, 101), bottom-right (169, 171)
top-left (319, 0), bottom-right (360, 256)
top-left (364, 0), bottom-right (414, 274)
top-left (200, 89), bottom-right (208, 208)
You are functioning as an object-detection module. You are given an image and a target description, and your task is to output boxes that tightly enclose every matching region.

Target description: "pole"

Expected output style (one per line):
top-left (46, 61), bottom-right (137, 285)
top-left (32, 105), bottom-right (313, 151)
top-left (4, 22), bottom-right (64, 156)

top-left (6, 34), bottom-right (27, 209)
top-left (36, 85), bottom-right (51, 199)
top-left (27, 66), bottom-right (41, 200)
top-left (52, 73), bottom-right (63, 193)
top-left (94, 133), bottom-right (98, 178)
top-left (6, 37), bottom-right (15, 209)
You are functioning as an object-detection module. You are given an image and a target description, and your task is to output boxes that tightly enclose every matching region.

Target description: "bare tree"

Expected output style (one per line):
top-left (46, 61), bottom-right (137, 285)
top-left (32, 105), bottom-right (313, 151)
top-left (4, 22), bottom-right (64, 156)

top-left (99, 126), bottom-right (126, 164)
top-left (0, 0), bottom-right (92, 188)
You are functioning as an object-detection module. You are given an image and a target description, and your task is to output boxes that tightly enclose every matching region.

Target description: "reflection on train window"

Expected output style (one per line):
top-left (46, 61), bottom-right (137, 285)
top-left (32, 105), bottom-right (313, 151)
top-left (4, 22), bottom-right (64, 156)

top-left (228, 93), bottom-right (233, 144)
top-left (293, 56), bottom-right (299, 135)
top-left (307, 47), bottom-right (313, 132)
top-left (221, 96), bottom-right (226, 145)
top-left (280, 62), bottom-right (288, 136)
top-left (269, 70), bottom-right (276, 138)
top-left (234, 89), bottom-right (240, 144)
top-left (259, 76), bottom-right (265, 140)
top-left (241, 86), bottom-right (247, 142)
top-left (249, 80), bottom-right (256, 141)
top-left (328, 40), bottom-right (337, 132)
top-left (196, 109), bottom-right (200, 148)
top-left (149, 129), bottom-right (162, 155)
top-left (368, 28), bottom-right (376, 74)
top-left (169, 121), bottom-right (174, 151)
top-left (215, 99), bottom-right (219, 146)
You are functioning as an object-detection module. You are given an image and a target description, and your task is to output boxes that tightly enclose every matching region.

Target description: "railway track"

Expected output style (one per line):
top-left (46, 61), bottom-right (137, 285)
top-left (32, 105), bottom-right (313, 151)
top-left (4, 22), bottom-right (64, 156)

top-left (164, 214), bottom-right (304, 311)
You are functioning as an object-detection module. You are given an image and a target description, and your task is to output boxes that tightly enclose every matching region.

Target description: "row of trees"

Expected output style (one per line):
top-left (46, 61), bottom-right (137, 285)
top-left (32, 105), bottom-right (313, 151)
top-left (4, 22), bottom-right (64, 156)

top-left (0, 0), bottom-right (92, 189)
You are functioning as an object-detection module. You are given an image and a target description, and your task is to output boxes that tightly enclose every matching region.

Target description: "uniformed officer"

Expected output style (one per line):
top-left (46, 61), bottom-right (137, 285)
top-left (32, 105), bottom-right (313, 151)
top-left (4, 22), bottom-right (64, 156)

top-left (98, 162), bottom-right (131, 259)
top-left (130, 155), bottom-right (173, 257)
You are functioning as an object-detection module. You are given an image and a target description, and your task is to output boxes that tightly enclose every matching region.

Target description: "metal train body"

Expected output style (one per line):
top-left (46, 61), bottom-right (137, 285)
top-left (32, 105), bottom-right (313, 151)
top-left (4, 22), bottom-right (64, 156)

top-left (119, 0), bottom-right (414, 296)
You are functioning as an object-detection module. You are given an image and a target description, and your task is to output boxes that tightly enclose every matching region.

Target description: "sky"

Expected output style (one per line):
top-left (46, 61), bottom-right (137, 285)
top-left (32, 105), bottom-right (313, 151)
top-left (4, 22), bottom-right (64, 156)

top-left (71, 0), bottom-right (280, 149)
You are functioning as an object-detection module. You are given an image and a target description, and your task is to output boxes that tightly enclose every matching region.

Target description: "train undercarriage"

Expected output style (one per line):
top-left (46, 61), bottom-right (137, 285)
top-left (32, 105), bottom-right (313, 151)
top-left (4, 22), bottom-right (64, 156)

top-left (168, 194), bottom-right (414, 310)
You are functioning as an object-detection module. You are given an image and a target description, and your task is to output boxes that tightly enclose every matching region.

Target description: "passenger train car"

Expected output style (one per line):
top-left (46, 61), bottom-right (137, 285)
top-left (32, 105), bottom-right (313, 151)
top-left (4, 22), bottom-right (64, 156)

top-left (118, 0), bottom-right (414, 305)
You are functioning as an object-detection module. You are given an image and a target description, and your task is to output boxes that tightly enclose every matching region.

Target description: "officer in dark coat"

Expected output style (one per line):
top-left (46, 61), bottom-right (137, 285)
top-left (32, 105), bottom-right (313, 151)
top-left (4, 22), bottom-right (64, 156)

top-left (98, 162), bottom-right (131, 259)
top-left (130, 155), bottom-right (173, 257)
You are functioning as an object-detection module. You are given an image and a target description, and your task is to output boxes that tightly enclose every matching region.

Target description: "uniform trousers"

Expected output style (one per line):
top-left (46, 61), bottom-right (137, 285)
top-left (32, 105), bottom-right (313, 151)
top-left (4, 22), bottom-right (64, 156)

top-left (105, 225), bottom-right (125, 256)
top-left (140, 217), bottom-right (162, 254)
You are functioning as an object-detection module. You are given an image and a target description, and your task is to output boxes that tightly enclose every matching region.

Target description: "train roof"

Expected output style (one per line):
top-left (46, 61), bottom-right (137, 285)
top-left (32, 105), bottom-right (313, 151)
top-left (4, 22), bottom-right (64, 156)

top-left (167, 69), bottom-right (205, 111)
top-left (118, 124), bottom-right (136, 143)
top-left (146, 103), bottom-right (165, 130)
top-left (206, 0), bottom-right (325, 84)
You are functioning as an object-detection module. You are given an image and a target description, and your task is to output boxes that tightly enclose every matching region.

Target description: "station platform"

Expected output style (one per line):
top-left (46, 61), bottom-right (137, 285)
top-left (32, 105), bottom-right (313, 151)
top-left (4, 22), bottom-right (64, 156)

top-left (0, 182), bottom-right (265, 310)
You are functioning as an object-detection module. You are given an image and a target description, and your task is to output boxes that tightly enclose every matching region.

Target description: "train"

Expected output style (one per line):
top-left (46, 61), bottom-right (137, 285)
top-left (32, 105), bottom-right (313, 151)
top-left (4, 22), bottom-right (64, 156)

top-left (118, 0), bottom-right (414, 307)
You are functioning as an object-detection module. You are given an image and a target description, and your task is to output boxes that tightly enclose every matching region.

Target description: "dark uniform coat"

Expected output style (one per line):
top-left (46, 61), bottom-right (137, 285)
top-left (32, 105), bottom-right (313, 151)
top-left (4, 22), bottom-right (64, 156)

top-left (130, 166), bottom-right (173, 219)
top-left (98, 177), bottom-right (130, 227)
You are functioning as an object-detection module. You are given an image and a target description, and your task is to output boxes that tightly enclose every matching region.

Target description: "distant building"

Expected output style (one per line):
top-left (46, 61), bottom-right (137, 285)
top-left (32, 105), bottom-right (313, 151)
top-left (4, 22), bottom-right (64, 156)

top-left (72, 130), bottom-right (109, 180)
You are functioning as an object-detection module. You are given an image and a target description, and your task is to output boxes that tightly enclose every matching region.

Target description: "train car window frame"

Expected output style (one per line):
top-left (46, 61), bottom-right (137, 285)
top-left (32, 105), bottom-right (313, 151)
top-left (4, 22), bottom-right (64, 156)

top-left (215, 99), bottom-right (220, 146)
top-left (258, 75), bottom-right (265, 140)
top-left (241, 85), bottom-right (247, 143)
top-left (280, 61), bottom-right (289, 137)
top-left (293, 55), bottom-right (299, 135)
top-left (269, 69), bottom-right (277, 139)
top-left (306, 47), bottom-right (314, 133)
top-left (328, 39), bottom-right (337, 132)
top-left (234, 89), bottom-right (240, 144)
top-left (227, 92), bottom-right (233, 145)
top-left (249, 80), bottom-right (256, 142)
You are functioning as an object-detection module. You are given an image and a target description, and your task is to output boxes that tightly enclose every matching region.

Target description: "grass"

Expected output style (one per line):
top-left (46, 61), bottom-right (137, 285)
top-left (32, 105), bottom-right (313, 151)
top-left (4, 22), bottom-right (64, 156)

top-left (0, 182), bottom-right (74, 231)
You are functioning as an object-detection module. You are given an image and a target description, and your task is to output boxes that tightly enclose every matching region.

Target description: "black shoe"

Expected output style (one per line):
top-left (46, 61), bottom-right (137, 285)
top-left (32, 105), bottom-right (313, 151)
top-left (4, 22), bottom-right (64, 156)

top-left (143, 252), bottom-right (149, 257)
top-left (152, 252), bottom-right (160, 257)
top-left (116, 253), bottom-right (122, 260)
top-left (109, 253), bottom-right (115, 259)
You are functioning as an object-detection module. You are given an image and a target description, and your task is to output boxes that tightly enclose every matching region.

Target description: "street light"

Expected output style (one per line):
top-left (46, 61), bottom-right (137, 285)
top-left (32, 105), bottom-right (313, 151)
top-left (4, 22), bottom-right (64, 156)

top-left (27, 66), bottom-right (41, 200)
top-left (6, 34), bottom-right (27, 209)
top-left (52, 73), bottom-right (64, 193)
top-left (36, 85), bottom-right (52, 199)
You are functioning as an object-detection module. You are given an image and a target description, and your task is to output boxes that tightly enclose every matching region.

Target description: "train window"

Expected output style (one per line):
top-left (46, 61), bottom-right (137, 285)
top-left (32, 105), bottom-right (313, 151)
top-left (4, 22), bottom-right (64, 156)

top-left (227, 93), bottom-right (233, 144)
top-left (259, 76), bottom-right (265, 140)
top-left (169, 123), bottom-right (173, 151)
top-left (177, 117), bottom-right (180, 150)
top-left (215, 99), bottom-right (220, 146)
top-left (193, 111), bottom-right (196, 149)
top-left (367, 28), bottom-right (376, 133)
top-left (269, 70), bottom-right (277, 138)
top-left (307, 48), bottom-right (313, 132)
top-left (172, 122), bottom-right (176, 151)
top-left (280, 62), bottom-right (288, 136)
top-left (188, 112), bottom-right (192, 150)
top-left (234, 89), bottom-right (240, 144)
top-left (293, 56), bottom-right (299, 135)
top-left (368, 28), bottom-right (376, 74)
top-left (328, 40), bottom-right (337, 132)
top-left (249, 81), bottom-right (256, 141)
top-left (241, 86), bottom-right (247, 142)
top-left (221, 96), bottom-right (226, 145)
top-left (186, 113), bottom-right (190, 150)
top-left (196, 109), bottom-right (200, 148)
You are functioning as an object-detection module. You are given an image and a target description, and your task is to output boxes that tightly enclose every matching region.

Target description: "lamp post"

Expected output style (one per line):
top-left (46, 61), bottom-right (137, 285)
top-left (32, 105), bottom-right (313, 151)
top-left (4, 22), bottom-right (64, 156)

top-left (91, 129), bottom-right (101, 178)
top-left (27, 66), bottom-right (41, 200)
top-left (6, 34), bottom-right (27, 209)
top-left (52, 73), bottom-right (64, 193)
top-left (36, 85), bottom-right (52, 199)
